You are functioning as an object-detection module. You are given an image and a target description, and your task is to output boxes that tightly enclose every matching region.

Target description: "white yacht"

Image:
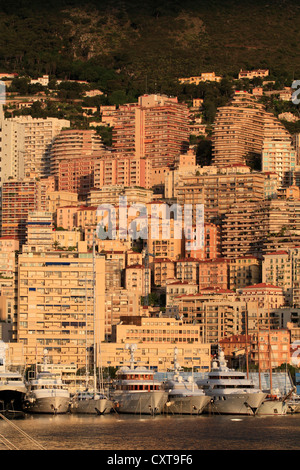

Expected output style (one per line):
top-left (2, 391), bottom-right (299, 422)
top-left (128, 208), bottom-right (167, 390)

top-left (197, 348), bottom-right (266, 415)
top-left (163, 347), bottom-right (211, 415)
top-left (256, 395), bottom-right (287, 415)
top-left (70, 387), bottom-right (113, 415)
top-left (23, 351), bottom-right (70, 414)
top-left (256, 388), bottom-right (288, 416)
top-left (0, 341), bottom-right (26, 417)
top-left (111, 344), bottom-right (168, 415)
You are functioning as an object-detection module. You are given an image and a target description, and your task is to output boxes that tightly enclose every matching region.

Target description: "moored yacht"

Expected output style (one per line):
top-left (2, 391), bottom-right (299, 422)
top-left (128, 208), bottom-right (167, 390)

top-left (197, 348), bottom-right (266, 415)
top-left (111, 344), bottom-right (168, 415)
top-left (256, 392), bottom-right (288, 416)
top-left (256, 385), bottom-right (293, 416)
top-left (23, 350), bottom-right (70, 414)
top-left (70, 388), bottom-right (113, 415)
top-left (0, 341), bottom-right (26, 418)
top-left (163, 347), bottom-right (211, 415)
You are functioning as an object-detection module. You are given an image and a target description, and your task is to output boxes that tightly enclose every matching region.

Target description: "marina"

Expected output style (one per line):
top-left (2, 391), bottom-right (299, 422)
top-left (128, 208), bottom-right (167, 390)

top-left (0, 342), bottom-right (298, 419)
top-left (0, 343), bottom-right (300, 451)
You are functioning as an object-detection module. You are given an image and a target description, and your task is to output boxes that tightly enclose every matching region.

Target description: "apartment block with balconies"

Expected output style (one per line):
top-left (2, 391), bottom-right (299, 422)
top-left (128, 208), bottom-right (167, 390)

top-left (17, 247), bottom-right (106, 368)
top-left (112, 94), bottom-right (190, 171)
top-left (1, 177), bottom-right (47, 245)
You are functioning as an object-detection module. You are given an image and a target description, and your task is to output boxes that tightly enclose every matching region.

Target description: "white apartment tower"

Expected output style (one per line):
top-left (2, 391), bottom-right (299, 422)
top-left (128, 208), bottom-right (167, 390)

top-left (0, 105), bottom-right (70, 184)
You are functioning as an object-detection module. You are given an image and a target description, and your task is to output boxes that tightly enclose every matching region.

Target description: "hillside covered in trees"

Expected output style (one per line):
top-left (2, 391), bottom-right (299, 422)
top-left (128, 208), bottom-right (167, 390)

top-left (0, 0), bottom-right (300, 93)
top-left (2, 0), bottom-right (300, 153)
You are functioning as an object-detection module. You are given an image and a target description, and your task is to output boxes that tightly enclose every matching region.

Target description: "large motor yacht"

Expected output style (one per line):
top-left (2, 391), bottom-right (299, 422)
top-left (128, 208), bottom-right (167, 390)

top-left (23, 351), bottom-right (70, 414)
top-left (163, 347), bottom-right (211, 415)
top-left (0, 341), bottom-right (26, 417)
top-left (197, 348), bottom-right (266, 415)
top-left (111, 344), bottom-right (168, 415)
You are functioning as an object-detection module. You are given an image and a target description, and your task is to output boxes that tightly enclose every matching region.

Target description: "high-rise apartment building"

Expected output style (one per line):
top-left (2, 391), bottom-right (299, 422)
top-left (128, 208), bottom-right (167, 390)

top-left (1, 177), bottom-right (47, 245)
top-left (94, 153), bottom-right (152, 189)
top-left (211, 92), bottom-right (265, 167)
top-left (0, 105), bottom-right (70, 182)
top-left (176, 165), bottom-right (269, 224)
top-left (147, 215), bottom-right (184, 261)
top-left (23, 211), bottom-right (53, 253)
top-left (175, 257), bottom-right (228, 290)
top-left (262, 248), bottom-right (300, 307)
top-left (185, 222), bottom-right (221, 260)
top-left (211, 92), bottom-right (297, 187)
top-left (222, 199), bottom-right (300, 258)
top-left (50, 129), bottom-right (106, 198)
top-left (262, 112), bottom-right (296, 187)
top-left (17, 245), bottom-right (106, 367)
top-left (0, 237), bottom-right (19, 328)
top-left (173, 290), bottom-right (246, 344)
top-left (104, 288), bottom-right (140, 339)
top-left (112, 94), bottom-right (190, 170)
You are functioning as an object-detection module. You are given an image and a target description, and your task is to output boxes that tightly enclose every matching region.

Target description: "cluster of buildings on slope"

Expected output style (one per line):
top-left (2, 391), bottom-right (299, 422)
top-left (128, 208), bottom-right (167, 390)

top-left (1, 80), bottom-right (300, 379)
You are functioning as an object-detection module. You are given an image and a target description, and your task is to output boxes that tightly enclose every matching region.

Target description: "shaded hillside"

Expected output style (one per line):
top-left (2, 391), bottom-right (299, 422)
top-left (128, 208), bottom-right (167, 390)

top-left (0, 0), bottom-right (299, 91)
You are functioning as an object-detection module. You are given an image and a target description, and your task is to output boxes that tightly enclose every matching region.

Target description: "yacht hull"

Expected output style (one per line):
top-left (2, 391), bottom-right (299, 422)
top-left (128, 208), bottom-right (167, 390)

top-left (24, 395), bottom-right (70, 414)
top-left (257, 398), bottom-right (287, 415)
top-left (165, 395), bottom-right (211, 415)
top-left (206, 392), bottom-right (266, 415)
top-left (112, 390), bottom-right (168, 415)
top-left (71, 398), bottom-right (113, 415)
top-left (0, 389), bottom-right (26, 416)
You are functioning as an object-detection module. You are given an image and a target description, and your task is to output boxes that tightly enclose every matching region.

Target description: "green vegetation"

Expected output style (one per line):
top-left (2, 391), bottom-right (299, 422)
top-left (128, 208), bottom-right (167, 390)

top-left (1, 0), bottom-right (300, 91)
top-left (1, 0), bottom-right (300, 138)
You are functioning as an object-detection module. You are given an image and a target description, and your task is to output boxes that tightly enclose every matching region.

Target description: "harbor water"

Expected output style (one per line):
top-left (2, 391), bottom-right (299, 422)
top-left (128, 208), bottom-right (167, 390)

top-left (1, 413), bottom-right (300, 451)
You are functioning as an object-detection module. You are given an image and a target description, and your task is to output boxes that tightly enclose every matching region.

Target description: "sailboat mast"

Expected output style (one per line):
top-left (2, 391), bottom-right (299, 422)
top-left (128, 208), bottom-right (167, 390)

top-left (93, 233), bottom-right (97, 394)
top-left (268, 298), bottom-right (273, 393)
top-left (245, 308), bottom-right (249, 379)
top-left (257, 302), bottom-right (261, 390)
top-left (85, 273), bottom-right (88, 388)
